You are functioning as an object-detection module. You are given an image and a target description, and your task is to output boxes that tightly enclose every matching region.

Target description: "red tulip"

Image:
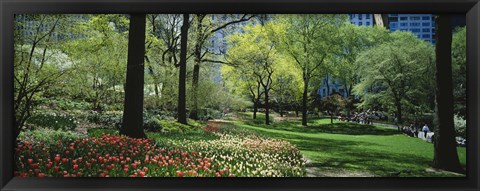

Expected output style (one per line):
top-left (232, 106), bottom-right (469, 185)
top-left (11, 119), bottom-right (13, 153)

top-left (176, 171), bottom-right (184, 177)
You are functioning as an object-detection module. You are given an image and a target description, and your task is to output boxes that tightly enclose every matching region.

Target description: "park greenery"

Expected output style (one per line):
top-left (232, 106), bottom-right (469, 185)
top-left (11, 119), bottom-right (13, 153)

top-left (14, 14), bottom-right (466, 177)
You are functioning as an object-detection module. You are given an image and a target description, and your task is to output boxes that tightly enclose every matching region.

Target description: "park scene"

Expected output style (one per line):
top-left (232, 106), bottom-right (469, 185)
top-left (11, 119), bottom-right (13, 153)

top-left (14, 14), bottom-right (466, 177)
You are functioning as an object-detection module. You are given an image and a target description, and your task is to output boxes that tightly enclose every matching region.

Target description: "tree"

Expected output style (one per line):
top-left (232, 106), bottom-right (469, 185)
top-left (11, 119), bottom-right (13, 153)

top-left (354, 32), bottom-right (434, 126)
top-left (145, 14), bottom-right (182, 110)
top-left (64, 15), bottom-right (129, 110)
top-left (451, 27), bottom-right (466, 118)
top-left (225, 23), bottom-right (280, 125)
top-left (14, 15), bottom-right (75, 138)
top-left (177, 14), bottom-right (189, 124)
top-left (189, 14), bottom-right (255, 120)
top-left (432, 14), bottom-right (463, 173)
top-left (277, 14), bottom-right (347, 126)
top-left (120, 14), bottom-right (147, 138)
top-left (333, 24), bottom-right (389, 118)
top-left (320, 93), bottom-right (345, 124)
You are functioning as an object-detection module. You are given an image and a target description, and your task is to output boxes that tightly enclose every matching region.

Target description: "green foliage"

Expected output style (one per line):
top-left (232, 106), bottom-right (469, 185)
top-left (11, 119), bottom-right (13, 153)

top-left (354, 31), bottom-right (435, 119)
top-left (26, 113), bottom-right (78, 131)
top-left (453, 114), bottom-right (466, 138)
top-left (86, 111), bottom-right (123, 127)
top-left (320, 93), bottom-right (346, 116)
top-left (18, 129), bottom-right (85, 145)
top-left (43, 98), bottom-right (92, 111)
top-left (452, 27), bottom-right (466, 118)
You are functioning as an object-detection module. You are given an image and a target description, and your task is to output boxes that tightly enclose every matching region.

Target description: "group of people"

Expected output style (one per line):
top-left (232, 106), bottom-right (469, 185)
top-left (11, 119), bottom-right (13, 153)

top-left (341, 109), bottom-right (382, 125)
top-left (401, 123), bottom-right (430, 139)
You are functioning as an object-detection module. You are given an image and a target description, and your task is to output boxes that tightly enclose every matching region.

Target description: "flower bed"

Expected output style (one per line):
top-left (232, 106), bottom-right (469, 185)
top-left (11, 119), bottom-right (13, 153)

top-left (157, 125), bottom-right (307, 177)
top-left (15, 123), bottom-right (307, 177)
top-left (15, 134), bottom-right (229, 177)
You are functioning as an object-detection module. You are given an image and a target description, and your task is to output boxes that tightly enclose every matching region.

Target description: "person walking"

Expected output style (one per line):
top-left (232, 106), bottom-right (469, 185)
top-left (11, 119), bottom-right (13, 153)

top-left (422, 124), bottom-right (430, 138)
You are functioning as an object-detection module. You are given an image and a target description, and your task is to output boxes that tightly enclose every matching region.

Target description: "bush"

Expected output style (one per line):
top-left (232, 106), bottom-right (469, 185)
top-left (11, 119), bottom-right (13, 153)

top-left (454, 114), bottom-right (466, 138)
top-left (143, 115), bottom-right (164, 132)
top-left (18, 129), bottom-right (86, 145)
top-left (26, 113), bottom-right (78, 131)
top-left (86, 111), bottom-right (122, 127)
top-left (197, 108), bottom-right (223, 121)
top-left (43, 98), bottom-right (92, 111)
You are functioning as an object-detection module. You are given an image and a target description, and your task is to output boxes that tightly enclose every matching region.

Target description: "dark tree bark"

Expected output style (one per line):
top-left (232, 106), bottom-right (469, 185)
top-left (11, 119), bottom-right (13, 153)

top-left (120, 14), bottom-right (147, 139)
top-left (189, 64), bottom-right (200, 120)
top-left (302, 78), bottom-right (309, 126)
top-left (432, 14), bottom-right (463, 173)
top-left (264, 89), bottom-right (270, 125)
top-left (177, 14), bottom-right (189, 124)
top-left (253, 101), bottom-right (258, 119)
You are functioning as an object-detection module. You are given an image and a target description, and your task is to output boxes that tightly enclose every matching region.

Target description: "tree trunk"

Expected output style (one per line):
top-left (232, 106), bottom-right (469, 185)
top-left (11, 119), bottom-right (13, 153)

top-left (177, 14), bottom-right (189, 124)
top-left (330, 114), bottom-right (333, 124)
top-left (432, 14), bottom-right (463, 173)
top-left (190, 15), bottom-right (203, 120)
top-left (120, 14), bottom-right (147, 139)
top-left (189, 64), bottom-right (200, 120)
top-left (302, 79), bottom-right (309, 126)
top-left (264, 90), bottom-right (270, 125)
top-left (395, 100), bottom-right (402, 131)
top-left (253, 101), bottom-right (258, 119)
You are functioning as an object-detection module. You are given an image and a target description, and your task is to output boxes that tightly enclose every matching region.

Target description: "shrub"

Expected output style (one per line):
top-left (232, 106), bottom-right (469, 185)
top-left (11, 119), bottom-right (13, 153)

top-left (18, 129), bottom-right (86, 145)
top-left (86, 111), bottom-right (122, 127)
top-left (26, 113), bottom-right (78, 131)
top-left (454, 114), bottom-right (466, 138)
top-left (143, 115), bottom-right (163, 132)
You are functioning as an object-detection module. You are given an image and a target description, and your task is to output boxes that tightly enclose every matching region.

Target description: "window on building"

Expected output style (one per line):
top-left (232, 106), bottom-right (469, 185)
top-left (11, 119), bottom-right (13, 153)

top-left (400, 23), bottom-right (408, 27)
top-left (422, 16), bottom-right (430, 20)
top-left (366, 22), bottom-right (370, 25)
top-left (422, 34), bottom-right (431, 38)
top-left (390, 17), bottom-right (398, 22)
top-left (359, 14), bottom-right (362, 19)
top-left (410, 28), bottom-right (421, 33)
top-left (400, 17), bottom-right (408, 20)
top-left (411, 16), bottom-right (420, 20)
top-left (390, 23), bottom-right (398, 28)
top-left (359, 22), bottom-right (362, 26)
top-left (390, 14), bottom-right (398, 16)
top-left (410, 22), bottom-right (420, 27)
top-left (432, 39), bottom-right (436, 44)
top-left (366, 14), bottom-right (370, 19)
top-left (422, 28), bottom-right (431, 32)
top-left (422, 22), bottom-right (430, 27)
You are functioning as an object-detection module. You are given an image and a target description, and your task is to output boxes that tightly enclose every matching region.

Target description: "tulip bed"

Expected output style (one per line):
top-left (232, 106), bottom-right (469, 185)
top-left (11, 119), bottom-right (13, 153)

top-left (152, 125), bottom-right (307, 177)
top-left (15, 122), bottom-right (306, 177)
top-left (15, 133), bottom-right (230, 177)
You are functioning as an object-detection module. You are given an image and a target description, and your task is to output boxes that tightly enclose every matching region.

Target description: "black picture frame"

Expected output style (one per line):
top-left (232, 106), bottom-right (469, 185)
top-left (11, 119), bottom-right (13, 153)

top-left (1, 0), bottom-right (479, 190)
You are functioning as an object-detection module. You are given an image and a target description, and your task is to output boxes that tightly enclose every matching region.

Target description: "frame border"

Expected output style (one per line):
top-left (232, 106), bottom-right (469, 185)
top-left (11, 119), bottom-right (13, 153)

top-left (1, 0), bottom-right (479, 191)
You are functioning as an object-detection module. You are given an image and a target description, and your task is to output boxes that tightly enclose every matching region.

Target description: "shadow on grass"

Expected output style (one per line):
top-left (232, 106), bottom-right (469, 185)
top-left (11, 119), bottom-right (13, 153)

top-left (245, 120), bottom-right (400, 136)
top-left (252, 130), bottom-right (447, 177)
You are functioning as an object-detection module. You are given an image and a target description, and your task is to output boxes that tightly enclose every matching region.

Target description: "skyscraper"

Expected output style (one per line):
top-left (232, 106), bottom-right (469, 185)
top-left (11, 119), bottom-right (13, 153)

top-left (388, 14), bottom-right (436, 44)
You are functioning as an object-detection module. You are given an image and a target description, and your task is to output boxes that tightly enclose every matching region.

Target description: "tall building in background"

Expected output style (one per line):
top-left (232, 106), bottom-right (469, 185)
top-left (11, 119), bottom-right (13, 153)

top-left (388, 14), bottom-right (436, 44)
top-left (317, 14), bottom-right (438, 99)
top-left (348, 14), bottom-right (374, 26)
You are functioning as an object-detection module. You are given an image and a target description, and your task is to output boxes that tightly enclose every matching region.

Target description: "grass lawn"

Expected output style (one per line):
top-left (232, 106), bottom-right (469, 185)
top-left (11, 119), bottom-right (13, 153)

top-left (227, 112), bottom-right (466, 177)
